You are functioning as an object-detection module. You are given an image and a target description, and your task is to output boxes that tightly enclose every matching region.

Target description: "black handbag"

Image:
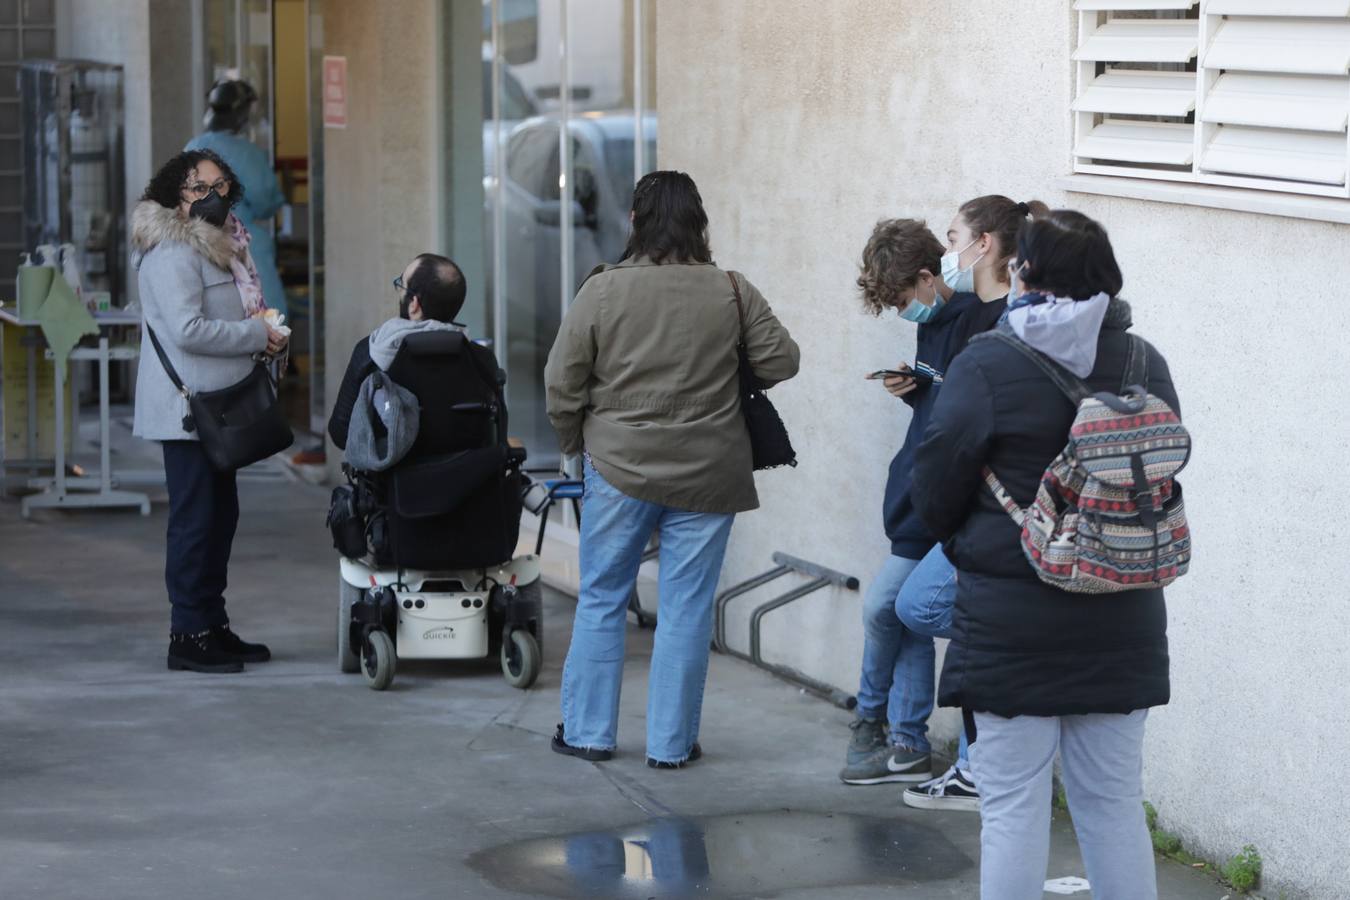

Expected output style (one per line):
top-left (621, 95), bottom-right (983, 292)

top-left (147, 326), bottom-right (294, 471)
top-left (728, 272), bottom-right (797, 470)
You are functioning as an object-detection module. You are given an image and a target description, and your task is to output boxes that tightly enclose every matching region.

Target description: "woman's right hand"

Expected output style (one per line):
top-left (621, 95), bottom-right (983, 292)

top-left (265, 325), bottom-right (288, 356)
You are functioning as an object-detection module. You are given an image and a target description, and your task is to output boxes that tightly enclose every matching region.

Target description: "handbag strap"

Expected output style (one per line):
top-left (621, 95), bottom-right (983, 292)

top-left (145, 325), bottom-right (192, 400)
top-left (727, 271), bottom-right (747, 347)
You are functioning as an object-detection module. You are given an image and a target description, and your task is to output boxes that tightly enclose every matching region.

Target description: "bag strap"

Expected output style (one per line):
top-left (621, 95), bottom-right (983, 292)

top-left (145, 325), bottom-right (191, 400)
top-left (984, 328), bottom-right (1091, 406)
top-left (727, 271), bottom-right (747, 346)
top-left (1122, 333), bottom-right (1149, 393)
top-left (983, 467), bottom-right (1026, 526)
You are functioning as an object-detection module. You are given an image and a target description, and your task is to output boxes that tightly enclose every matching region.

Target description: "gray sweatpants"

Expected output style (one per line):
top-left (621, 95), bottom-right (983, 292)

top-left (970, 709), bottom-right (1157, 900)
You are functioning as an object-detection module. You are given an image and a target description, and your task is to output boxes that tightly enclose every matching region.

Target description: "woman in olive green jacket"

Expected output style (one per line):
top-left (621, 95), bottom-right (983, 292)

top-left (545, 170), bottom-right (799, 767)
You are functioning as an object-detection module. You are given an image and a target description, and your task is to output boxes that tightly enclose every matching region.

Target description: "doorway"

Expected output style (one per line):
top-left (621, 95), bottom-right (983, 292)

top-left (191, 0), bottom-right (326, 446)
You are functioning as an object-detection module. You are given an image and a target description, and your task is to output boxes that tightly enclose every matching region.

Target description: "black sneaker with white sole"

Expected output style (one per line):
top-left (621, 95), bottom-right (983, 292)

top-left (902, 765), bottom-right (980, 811)
top-left (839, 744), bottom-right (932, 785)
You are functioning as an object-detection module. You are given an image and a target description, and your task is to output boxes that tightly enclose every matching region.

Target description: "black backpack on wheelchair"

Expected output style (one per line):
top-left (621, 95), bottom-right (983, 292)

top-left (328, 330), bottom-right (525, 570)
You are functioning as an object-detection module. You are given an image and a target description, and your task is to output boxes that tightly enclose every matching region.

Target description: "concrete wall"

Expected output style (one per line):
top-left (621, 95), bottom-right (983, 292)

top-left (321, 0), bottom-right (443, 465)
top-left (658, 2), bottom-right (1349, 897)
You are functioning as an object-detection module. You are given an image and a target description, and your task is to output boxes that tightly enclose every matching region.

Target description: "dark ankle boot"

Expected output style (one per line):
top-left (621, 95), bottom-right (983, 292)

top-left (210, 624), bottom-right (271, 663)
top-left (167, 630), bottom-right (245, 673)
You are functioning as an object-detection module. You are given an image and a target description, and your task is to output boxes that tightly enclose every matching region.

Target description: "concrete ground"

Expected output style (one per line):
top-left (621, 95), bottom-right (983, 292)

top-left (0, 435), bottom-right (1229, 898)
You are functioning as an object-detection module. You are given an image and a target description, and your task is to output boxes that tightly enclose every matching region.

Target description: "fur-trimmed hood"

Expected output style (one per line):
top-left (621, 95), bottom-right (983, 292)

top-left (130, 200), bottom-right (242, 271)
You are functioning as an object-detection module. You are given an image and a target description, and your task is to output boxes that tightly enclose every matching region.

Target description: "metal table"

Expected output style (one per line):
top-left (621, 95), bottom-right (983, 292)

top-left (0, 308), bottom-right (153, 518)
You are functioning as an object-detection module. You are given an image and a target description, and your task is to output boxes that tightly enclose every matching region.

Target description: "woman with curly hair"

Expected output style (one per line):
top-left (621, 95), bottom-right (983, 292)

top-left (131, 149), bottom-right (288, 674)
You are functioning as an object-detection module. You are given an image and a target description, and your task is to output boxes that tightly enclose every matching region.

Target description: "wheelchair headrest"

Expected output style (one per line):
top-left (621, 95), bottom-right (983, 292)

top-left (401, 329), bottom-right (467, 357)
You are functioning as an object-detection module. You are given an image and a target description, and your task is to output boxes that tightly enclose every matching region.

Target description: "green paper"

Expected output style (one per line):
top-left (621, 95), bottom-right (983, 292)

top-left (37, 271), bottom-right (98, 384)
top-left (18, 265), bottom-right (55, 319)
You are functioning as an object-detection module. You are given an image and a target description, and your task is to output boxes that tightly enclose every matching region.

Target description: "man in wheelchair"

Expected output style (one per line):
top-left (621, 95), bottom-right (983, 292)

top-left (325, 253), bottom-right (542, 691)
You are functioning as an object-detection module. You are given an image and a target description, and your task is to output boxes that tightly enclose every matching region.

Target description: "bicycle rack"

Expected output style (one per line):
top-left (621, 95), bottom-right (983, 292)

top-left (713, 552), bottom-right (860, 710)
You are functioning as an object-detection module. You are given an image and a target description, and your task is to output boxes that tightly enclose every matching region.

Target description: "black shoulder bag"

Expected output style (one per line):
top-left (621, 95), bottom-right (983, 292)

top-left (147, 326), bottom-right (294, 471)
top-left (728, 272), bottom-right (797, 470)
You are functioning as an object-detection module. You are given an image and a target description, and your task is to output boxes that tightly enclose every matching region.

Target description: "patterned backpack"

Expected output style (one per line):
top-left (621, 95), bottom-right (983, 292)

top-left (981, 330), bottom-right (1192, 594)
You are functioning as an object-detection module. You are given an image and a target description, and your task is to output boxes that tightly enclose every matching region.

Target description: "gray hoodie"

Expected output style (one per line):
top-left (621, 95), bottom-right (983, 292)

top-left (368, 318), bottom-right (462, 371)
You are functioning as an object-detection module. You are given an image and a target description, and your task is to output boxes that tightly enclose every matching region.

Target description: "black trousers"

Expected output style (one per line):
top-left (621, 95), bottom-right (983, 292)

top-left (163, 440), bottom-right (239, 634)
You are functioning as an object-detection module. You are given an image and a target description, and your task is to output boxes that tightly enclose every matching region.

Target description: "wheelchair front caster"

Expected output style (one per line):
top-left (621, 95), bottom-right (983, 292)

top-left (363, 630), bottom-right (396, 691)
top-left (501, 629), bottom-right (540, 689)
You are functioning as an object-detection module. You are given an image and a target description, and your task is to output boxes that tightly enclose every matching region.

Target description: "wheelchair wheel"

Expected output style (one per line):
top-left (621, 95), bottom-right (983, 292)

top-left (338, 577), bottom-right (363, 674)
top-left (362, 630), bottom-right (396, 691)
top-left (501, 629), bottom-right (540, 689)
top-left (518, 578), bottom-right (544, 658)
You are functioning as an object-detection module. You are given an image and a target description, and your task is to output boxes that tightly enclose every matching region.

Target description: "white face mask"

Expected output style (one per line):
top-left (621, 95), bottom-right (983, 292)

top-left (940, 237), bottom-right (985, 294)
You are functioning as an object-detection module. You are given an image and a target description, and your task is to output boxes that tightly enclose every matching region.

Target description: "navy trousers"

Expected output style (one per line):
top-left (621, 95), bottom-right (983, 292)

top-left (162, 440), bottom-right (239, 634)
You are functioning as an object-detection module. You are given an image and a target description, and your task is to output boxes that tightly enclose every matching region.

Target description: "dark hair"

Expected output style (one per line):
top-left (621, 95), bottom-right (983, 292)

top-left (204, 79), bottom-right (257, 133)
top-left (140, 149), bottom-right (245, 209)
top-left (958, 195), bottom-right (1050, 264)
top-left (856, 218), bottom-right (944, 316)
top-left (406, 253), bottom-right (467, 323)
top-left (1016, 209), bottom-right (1124, 300)
top-left (621, 170), bottom-right (712, 265)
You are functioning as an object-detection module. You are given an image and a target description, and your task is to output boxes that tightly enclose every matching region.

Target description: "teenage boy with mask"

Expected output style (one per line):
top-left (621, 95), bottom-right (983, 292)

top-left (326, 253), bottom-right (469, 450)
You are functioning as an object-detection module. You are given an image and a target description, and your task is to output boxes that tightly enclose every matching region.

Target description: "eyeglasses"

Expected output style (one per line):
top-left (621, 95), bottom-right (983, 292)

top-left (392, 275), bottom-right (406, 293)
top-left (182, 178), bottom-right (231, 201)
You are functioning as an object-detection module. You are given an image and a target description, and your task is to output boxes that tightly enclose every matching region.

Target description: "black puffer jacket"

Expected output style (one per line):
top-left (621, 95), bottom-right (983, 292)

top-left (912, 300), bottom-right (1179, 718)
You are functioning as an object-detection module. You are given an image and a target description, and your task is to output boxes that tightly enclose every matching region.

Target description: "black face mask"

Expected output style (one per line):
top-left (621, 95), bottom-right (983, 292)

top-left (188, 190), bottom-right (231, 228)
top-left (398, 292), bottom-right (413, 320)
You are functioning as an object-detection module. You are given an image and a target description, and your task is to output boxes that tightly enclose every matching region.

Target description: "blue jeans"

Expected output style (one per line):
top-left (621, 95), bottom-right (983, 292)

top-left (561, 460), bottom-right (734, 763)
top-left (857, 544), bottom-right (967, 765)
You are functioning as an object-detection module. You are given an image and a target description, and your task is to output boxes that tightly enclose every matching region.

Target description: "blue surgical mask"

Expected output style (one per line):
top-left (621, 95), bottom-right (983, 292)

top-left (941, 238), bottom-right (984, 295)
top-left (899, 281), bottom-right (943, 324)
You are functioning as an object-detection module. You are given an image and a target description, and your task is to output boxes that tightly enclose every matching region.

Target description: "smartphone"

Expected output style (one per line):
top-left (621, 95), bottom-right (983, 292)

top-left (868, 367), bottom-right (934, 385)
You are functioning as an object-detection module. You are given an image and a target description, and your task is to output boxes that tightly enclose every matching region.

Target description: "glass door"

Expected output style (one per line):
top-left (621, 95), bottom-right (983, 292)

top-left (480, 0), bottom-right (657, 471)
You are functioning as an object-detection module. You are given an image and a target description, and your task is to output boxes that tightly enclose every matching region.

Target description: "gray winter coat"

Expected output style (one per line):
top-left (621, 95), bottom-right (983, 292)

top-left (130, 201), bottom-right (269, 442)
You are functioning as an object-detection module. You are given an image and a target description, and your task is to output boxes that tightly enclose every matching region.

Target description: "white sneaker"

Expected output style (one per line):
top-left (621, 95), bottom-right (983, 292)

top-left (902, 764), bottom-right (980, 812)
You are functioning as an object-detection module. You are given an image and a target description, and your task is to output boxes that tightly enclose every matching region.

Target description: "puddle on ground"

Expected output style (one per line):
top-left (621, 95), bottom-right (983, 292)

top-left (468, 810), bottom-right (972, 898)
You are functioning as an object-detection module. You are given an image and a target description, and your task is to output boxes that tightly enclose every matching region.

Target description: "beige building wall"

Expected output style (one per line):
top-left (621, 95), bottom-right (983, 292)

top-left (658, 3), bottom-right (1349, 897)
top-left (321, 0), bottom-right (443, 458)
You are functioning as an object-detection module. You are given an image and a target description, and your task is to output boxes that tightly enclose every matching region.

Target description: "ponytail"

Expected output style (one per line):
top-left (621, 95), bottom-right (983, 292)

top-left (958, 195), bottom-right (1048, 264)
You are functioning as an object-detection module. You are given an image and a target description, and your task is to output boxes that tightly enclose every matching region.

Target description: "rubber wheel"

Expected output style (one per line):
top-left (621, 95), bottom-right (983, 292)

top-left (501, 629), bottom-right (540, 689)
top-left (362, 630), bottom-right (396, 691)
top-left (338, 578), bottom-right (363, 674)
top-left (518, 579), bottom-right (545, 658)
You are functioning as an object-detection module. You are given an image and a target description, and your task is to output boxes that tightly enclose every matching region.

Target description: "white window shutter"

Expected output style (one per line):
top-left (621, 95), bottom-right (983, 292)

top-left (1073, 69), bottom-right (1197, 116)
top-left (1201, 73), bottom-right (1349, 132)
top-left (1203, 18), bottom-right (1350, 76)
top-left (1073, 2), bottom-right (1350, 197)
top-left (1206, 0), bottom-right (1350, 14)
top-left (1075, 0), bottom-right (1197, 8)
top-left (1077, 120), bottom-right (1197, 166)
top-left (1200, 126), bottom-right (1347, 183)
top-left (1074, 20), bottom-right (1200, 63)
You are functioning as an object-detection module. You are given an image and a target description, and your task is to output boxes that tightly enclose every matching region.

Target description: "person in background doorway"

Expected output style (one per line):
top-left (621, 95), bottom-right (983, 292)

top-left (914, 209), bottom-right (1178, 899)
top-left (545, 170), bottom-right (799, 769)
top-left (185, 79), bottom-right (288, 319)
top-left (131, 149), bottom-right (288, 673)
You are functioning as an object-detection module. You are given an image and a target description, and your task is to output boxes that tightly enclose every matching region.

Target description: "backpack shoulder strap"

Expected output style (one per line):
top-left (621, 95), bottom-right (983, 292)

top-left (981, 328), bottom-right (1092, 405)
top-left (1122, 333), bottom-right (1150, 393)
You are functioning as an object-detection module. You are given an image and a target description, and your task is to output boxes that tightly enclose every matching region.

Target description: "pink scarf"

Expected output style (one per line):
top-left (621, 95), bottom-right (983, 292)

top-left (226, 214), bottom-right (267, 317)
